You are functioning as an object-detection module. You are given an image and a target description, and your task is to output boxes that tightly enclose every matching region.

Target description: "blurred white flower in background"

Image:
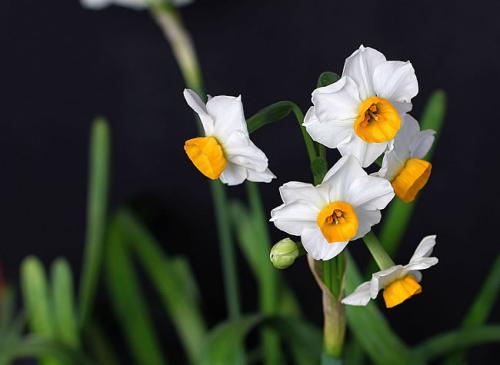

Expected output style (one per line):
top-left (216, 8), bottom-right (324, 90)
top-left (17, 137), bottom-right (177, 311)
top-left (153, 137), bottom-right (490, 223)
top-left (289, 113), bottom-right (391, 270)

top-left (342, 235), bottom-right (438, 308)
top-left (81, 0), bottom-right (192, 10)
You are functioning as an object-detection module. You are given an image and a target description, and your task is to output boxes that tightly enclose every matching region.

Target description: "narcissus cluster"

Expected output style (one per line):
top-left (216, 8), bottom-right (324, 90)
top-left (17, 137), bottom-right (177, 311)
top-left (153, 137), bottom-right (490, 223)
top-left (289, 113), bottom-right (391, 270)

top-left (182, 45), bottom-right (438, 309)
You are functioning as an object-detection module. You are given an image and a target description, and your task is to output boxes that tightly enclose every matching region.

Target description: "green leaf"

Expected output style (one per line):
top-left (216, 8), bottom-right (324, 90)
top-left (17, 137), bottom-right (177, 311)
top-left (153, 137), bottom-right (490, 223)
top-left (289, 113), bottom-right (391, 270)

top-left (443, 255), bottom-right (500, 364)
top-left (346, 255), bottom-right (413, 365)
top-left (21, 256), bottom-right (61, 365)
top-left (115, 209), bottom-right (206, 364)
top-left (2, 338), bottom-right (94, 365)
top-left (84, 322), bottom-right (121, 365)
top-left (414, 325), bottom-right (500, 362)
top-left (420, 89), bottom-right (447, 159)
top-left (247, 101), bottom-right (293, 134)
top-left (311, 157), bottom-right (328, 183)
top-left (79, 118), bottom-right (110, 326)
top-left (376, 90), bottom-right (446, 267)
top-left (105, 218), bottom-right (167, 365)
top-left (51, 259), bottom-right (80, 349)
top-left (316, 72), bottom-right (340, 88)
top-left (199, 315), bottom-right (261, 365)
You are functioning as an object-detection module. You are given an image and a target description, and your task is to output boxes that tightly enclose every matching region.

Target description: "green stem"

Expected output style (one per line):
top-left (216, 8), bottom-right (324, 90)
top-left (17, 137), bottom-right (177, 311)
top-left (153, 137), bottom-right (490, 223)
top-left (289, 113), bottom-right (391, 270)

top-left (363, 232), bottom-right (395, 271)
top-left (246, 182), bottom-right (280, 365)
top-left (289, 103), bottom-right (317, 167)
top-left (211, 182), bottom-right (241, 319)
top-left (151, 4), bottom-right (240, 320)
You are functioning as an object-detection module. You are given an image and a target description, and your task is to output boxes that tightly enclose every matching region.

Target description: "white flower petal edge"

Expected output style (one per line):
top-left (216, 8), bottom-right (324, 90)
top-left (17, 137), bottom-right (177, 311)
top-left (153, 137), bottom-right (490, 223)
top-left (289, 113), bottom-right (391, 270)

top-left (81, 0), bottom-right (192, 10)
top-left (342, 235), bottom-right (438, 306)
top-left (183, 89), bottom-right (276, 186)
top-left (270, 155), bottom-right (394, 260)
top-left (377, 114), bottom-right (435, 181)
top-left (304, 45), bottom-right (419, 167)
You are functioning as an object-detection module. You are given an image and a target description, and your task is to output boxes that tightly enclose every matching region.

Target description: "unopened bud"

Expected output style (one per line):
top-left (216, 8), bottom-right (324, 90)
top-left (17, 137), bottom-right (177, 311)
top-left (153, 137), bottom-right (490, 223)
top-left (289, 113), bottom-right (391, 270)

top-left (270, 238), bottom-right (300, 269)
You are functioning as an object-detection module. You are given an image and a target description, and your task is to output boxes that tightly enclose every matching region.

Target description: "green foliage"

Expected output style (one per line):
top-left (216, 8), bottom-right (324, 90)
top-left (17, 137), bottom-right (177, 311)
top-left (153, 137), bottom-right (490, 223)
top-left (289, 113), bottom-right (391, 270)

top-left (79, 118), bottom-right (110, 327)
top-left (247, 102), bottom-right (294, 134)
top-left (114, 209), bottom-right (207, 364)
top-left (316, 72), bottom-right (340, 88)
top-left (52, 259), bottom-right (80, 350)
top-left (104, 217), bottom-right (167, 365)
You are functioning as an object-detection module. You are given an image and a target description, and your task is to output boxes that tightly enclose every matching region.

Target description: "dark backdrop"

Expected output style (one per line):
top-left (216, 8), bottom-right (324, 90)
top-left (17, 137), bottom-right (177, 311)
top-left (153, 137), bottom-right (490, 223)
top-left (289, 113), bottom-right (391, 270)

top-left (1, 0), bottom-right (500, 363)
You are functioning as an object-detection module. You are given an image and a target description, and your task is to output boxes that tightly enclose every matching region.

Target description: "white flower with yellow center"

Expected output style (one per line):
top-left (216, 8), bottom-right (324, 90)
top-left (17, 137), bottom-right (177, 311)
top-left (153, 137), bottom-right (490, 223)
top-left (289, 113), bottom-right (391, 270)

top-left (81, 0), bottom-right (192, 10)
top-left (342, 235), bottom-right (438, 308)
top-left (270, 155), bottom-right (394, 260)
top-left (375, 114), bottom-right (435, 203)
top-left (183, 89), bottom-right (275, 186)
top-left (304, 45), bottom-right (418, 167)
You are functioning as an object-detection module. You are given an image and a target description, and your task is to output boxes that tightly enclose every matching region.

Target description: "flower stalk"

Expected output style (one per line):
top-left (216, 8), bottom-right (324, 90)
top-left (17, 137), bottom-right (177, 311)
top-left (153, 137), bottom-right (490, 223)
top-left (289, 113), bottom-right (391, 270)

top-left (363, 231), bottom-right (395, 270)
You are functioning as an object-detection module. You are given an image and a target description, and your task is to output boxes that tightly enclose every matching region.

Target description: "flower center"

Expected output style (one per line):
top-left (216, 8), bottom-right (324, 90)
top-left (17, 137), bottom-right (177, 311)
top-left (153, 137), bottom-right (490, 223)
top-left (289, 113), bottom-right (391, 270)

top-left (392, 159), bottom-right (432, 203)
top-left (184, 136), bottom-right (227, 180)
top-left (317, 201), bottom-right (359, 243)
top-left (383, 275), bottom-right (422, 308)
top-left (354, 96), bottom-right (401, 143)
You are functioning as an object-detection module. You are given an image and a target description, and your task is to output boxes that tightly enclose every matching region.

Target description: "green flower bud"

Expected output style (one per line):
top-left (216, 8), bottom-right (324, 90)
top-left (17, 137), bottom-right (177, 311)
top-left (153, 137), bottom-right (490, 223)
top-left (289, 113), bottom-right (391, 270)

top-left (270, 238), bottom-right (300, 269)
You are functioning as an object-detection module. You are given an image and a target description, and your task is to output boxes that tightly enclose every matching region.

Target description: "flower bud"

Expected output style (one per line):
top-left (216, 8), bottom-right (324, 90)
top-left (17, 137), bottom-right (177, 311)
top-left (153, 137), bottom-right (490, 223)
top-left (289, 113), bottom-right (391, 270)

top-left (270, 238), bottom-right (300, 269)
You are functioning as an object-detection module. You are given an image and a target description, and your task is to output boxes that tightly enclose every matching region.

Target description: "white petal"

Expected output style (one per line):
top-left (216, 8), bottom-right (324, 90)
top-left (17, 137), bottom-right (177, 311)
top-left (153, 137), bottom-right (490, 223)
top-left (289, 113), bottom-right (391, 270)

top-left (409, 235), bottom-right (437, 262)
top-left (247, 168), bottom-right (276, 183)
top-left (337, 134), bottom-right (388, 168)
top-left (320, 155), bottom-right (367, 201)
top-left (376, 149), bottom-right (405, 181)
top-left (370, 265), bottom-right (405, 298)
top-left (346, 175), bottom-right (394, 210)
top-left (342, 282), bottom-right (372, 306)
top-left (373, 61), bottom-right (418, 103)
top-left (183, 89), bottom-right (214, 135)
top-left (219, 162), bottom-right (247, 186)
top-left (270, 201), bottom-right (319, 236)
top-left (404, 257), bottom-right (439, 272)
top-left (311, 77), bottom-right (360, 123)
top-left (410, 130), bottom-right (435, 159)
top-left (301, 228), bottom-right (349, 260)
top-left (393, 114), bottom-right (420, 159)
top-left (352, 209), bottom-right (381, 240)
top-left (342, 45), bottom-right (386, 100)
top-left (303, 107), bottom-right (353, 149)
top-left (279, 181), bottom-right (328, 209)
top-left (224, 131), bottom-right (268, 172)
top-left (207, 95), bottom-right (249, 140)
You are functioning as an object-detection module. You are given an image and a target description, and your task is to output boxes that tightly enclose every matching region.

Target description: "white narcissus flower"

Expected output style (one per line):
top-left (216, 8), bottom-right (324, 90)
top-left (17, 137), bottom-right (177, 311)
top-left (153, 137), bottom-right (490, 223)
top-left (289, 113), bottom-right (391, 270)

top-left (304, 45), bottom-right (418, 167)
top-left (375, 114), bottom-right (435, 203)
top-left (342, 235), bottom-right (438, 308)
top-left (183, 89), bottom-right (276, 186)
top-left (81, 0), bottom-right (192, 10)
top-left (270, 155), bottom-right (394, 260)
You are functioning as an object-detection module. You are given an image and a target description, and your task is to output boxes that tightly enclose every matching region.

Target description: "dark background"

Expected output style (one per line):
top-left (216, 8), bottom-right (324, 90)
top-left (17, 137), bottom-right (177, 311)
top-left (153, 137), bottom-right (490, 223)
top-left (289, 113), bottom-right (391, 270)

top-left (1, 0), bottom-right (500, 363)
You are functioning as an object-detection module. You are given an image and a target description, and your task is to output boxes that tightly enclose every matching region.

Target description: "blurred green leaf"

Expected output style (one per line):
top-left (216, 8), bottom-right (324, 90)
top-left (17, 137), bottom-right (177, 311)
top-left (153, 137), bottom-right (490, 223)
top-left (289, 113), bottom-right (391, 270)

top-left (199, 315), bottom-right (261, 365)
top-left (346, 255), bottom-right (413, 365)
top-left (79, 118), bottom-right (110, 326)
top-left (414, 325), bottom-right (500, 362)
top-left (51, 259), bottom-right (80, 350)
top-left (116, 209), bottom-right (206, 364)
top-left (2, 338), bottom-right (94, 365)
top-left (247, 101), bottom-right (293, 134)
top-left (377, 90), bottom-right (446, 267)
top-left (311, 157), bottom-right (328, 183)
top-left (105, 218), bottom-right (167, 365)
top-left (316, 72), bottom-right (340, 88)
top-left (21, 256), bottom-right (61, 365)
top-left (444, 255), bottom-right (500, 365)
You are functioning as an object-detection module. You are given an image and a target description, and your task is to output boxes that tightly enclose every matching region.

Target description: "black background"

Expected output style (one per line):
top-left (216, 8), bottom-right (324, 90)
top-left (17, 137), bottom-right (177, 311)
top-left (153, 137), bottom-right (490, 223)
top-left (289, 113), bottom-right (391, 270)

top-left (2, 0), bottom-right (500, 363)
